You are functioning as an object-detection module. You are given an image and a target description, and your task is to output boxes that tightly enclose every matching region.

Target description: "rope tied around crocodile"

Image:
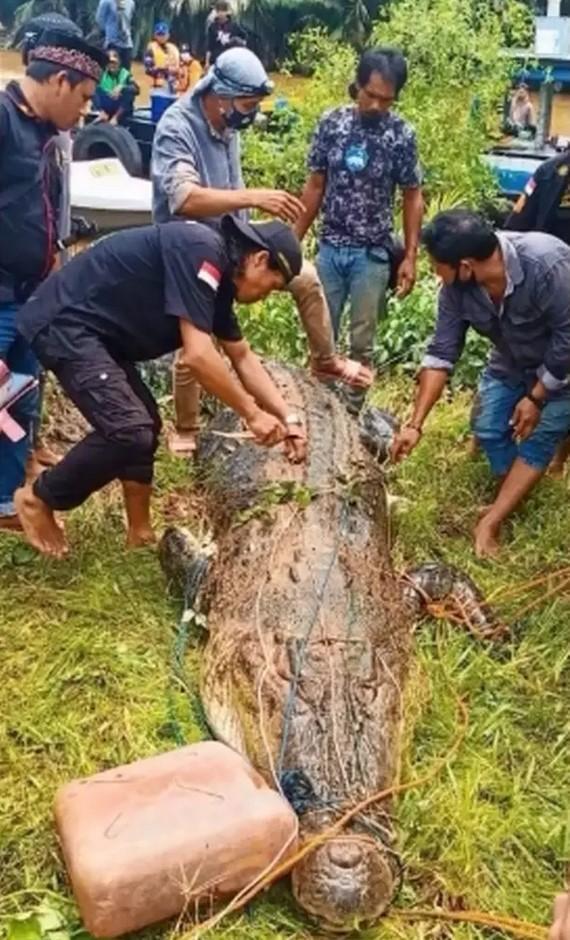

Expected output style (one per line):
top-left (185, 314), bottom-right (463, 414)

top-left (166, 551), bottom-right (211, 745)
top-left (279, 765), bottom-right (406, 901)
top-left (270, 493), bottom-right (406, 898)
top-left (276, 497), bottom-right (350, 781)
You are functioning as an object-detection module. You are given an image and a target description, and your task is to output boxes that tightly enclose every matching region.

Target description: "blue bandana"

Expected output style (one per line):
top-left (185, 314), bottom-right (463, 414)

top-left (192, 47), bottom-right (273, 99)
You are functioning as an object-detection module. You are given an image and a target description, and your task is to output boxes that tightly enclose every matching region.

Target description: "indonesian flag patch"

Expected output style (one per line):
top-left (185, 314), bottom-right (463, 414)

top-left (197, 260), bottom-right (221, 293)
top-left (524, 177), bottom-right (537, 197)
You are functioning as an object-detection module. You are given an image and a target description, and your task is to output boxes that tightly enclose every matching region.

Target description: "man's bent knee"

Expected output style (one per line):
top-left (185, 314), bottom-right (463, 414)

top-left (474, 431), bottom-right (517, 477)
top-left (112, 424), bottom-right (159, 458)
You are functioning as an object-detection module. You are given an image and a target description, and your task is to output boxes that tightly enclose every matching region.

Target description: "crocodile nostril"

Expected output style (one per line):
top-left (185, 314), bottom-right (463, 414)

top-left (327, 841), bottom-right (364, 868)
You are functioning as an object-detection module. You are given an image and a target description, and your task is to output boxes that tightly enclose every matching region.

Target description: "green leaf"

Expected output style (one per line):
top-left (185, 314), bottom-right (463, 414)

top-left (37, 904), bottom-right (66, 932)
top-left (6, 915), bottom-right (43, 940)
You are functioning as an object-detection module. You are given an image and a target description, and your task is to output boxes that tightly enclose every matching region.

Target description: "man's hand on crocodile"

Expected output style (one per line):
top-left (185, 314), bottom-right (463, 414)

top-left (284, 424), bottom-right (307, 463)
top-left (246, 408), bottom-right (287, 447)
top-left (390, 425), bottom-right (422, 463)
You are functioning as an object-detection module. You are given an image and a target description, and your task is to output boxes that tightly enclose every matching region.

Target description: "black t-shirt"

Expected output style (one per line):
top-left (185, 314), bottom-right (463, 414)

top-left (551, 172), bottom-right (570, 245)
top-left (207, 20), bottom-right (246, 63)
top-left (17, 221), bottom-right (242, 362)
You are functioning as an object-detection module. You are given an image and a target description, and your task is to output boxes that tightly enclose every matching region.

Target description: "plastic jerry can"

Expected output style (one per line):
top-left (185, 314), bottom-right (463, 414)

top-left (55, 741), bottom-right (298, 937)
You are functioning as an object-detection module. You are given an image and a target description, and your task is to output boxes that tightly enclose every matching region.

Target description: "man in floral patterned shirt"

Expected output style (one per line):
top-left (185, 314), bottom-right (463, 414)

top-left (296, 47), bottom-right (424, 411)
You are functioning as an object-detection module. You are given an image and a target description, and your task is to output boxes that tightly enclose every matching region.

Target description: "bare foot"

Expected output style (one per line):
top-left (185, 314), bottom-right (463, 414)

top-left (127, 527), bottom-right (156, 549)
top-left (548, 459), bottom-right (566, 480)
top-left (167, 429), bottom-right (198, 458)
top-left (14, 486), bottom-right (68, 558)
top-left (0, 514), bottom-right (23, 533)
top-left (473, 514), bottom-right (501, 558)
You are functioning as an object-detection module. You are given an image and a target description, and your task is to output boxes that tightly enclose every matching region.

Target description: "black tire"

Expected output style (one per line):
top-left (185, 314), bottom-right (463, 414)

top-left (73, 124), bottom-right (143, 177)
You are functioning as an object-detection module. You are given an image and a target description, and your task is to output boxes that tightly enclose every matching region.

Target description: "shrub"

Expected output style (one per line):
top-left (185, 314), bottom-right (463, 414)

top-left (377, 275), bottom-right (490, 389)
top-left (239, 0), bottom-right (531, 388)
top-left (238, 272), bottom-right (490, 390)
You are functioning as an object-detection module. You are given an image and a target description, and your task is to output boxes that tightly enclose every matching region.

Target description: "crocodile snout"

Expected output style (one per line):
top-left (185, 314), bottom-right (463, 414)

top-left (326, 840), bottom-right (364, 869)
top-left (291, 836), bottom-right (394, 932)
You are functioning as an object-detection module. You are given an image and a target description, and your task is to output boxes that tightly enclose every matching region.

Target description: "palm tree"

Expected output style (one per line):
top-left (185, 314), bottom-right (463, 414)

top-left (9, 0), bottom-right (383, 61)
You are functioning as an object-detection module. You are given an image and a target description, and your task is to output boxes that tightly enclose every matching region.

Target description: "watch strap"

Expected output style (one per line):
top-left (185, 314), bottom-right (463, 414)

top-left (526, 392), bottom-right (545, 410)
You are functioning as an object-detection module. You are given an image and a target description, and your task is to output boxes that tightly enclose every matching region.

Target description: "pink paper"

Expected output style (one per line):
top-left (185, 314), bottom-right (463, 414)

top-left (0, 409), bottom-right (25, 442)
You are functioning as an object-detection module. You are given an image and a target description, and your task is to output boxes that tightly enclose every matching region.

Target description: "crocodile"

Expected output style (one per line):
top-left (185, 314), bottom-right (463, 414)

top-left (160, 363), bottom-right (411, 932)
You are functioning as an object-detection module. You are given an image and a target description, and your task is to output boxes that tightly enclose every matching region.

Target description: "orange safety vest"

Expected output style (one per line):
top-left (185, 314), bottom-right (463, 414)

top-left (146, 40), bottom-right (180, 87)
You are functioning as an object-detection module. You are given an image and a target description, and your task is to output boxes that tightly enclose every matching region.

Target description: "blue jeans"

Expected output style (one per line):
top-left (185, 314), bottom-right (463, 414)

top-left (93, 86), bottom-right (136, 124)
top-left (316, 242), bottom-right (390, 411)
top-left (472, 372), bottom-right (570, 475)
top-left (0, 304), bottom-right (39, 516)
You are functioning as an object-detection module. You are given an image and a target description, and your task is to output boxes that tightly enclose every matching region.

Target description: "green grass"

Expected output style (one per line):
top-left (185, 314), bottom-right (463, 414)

top-left (1, 381), bottom-right (569, 940)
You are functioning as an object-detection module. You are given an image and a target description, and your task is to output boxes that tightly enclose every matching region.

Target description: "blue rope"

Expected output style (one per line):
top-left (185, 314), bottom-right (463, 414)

top-left (277, 498), bottom-right (350, 782)
top-left (166, 559), bottom-right (211, 745)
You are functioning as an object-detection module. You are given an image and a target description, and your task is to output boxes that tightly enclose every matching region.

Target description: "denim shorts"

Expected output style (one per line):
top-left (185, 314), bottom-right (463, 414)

top-left (471, 372), bottom-right (570, 475)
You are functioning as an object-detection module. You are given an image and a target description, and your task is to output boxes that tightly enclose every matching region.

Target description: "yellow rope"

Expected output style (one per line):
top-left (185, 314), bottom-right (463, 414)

top-left (181, 694), bottom-right (469, 939)
top-left (391, 906), bottom-right (548, 939)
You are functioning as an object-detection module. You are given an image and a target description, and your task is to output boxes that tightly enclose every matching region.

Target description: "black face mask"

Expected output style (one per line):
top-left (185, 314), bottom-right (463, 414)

top-left (360, 111), bottom-right (385, 128)
top-left (223, 103), bottom-right (259, 130)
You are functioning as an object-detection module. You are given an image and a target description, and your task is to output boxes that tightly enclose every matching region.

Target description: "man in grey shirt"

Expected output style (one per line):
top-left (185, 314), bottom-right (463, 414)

top-left (96, 0), bottom-right (135, 70)
top-left (152, 47), bottom-right (373, 454)
top-left (391, 209), bottom-right (570, 557)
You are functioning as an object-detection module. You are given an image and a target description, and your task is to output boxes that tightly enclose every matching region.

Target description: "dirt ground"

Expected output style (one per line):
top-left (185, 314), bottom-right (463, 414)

top-left (0, 47), bottom-right (304, 105)
top-left (0, 47), bottom-right (153, 101)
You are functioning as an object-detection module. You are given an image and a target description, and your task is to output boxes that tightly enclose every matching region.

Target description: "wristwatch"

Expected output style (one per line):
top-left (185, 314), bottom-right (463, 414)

top-left (525, 392), bottom-right (545, 410)
top-left (285, 413), bottom-right (303, 427)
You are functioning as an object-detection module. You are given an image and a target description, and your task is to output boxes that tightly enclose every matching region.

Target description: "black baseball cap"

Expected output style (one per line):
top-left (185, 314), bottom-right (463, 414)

top-left (18, 13), bottom-right (83, 45)
top-left (18, 14), bottom-right (83, 65)
top-left (222, 215), bottom-right (302, 283)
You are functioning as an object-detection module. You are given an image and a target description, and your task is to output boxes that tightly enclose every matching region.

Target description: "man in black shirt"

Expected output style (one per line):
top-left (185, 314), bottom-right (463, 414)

top-left (0, 29), bottom-right (106, 533)
top-left (206, 0), bottom-right (247, 67)
top-left (505, 150), bottom-right (570, 245)
top-left (15, 216), bottom-right (306, 558)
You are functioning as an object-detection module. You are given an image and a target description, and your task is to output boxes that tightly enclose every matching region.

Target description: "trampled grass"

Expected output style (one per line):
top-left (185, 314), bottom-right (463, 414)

top-left (1, 381), bottom-right (569, 940)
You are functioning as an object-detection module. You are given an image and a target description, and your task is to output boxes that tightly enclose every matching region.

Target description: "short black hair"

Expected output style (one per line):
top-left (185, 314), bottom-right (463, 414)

top-left (26, 59), bottom-right (88, 87)
top-left (356, 46), bottom-right (408, 95)
top-left (422, 209), bottom-right (499, 265)
top-left (227, 230), bottom-right (282, 275)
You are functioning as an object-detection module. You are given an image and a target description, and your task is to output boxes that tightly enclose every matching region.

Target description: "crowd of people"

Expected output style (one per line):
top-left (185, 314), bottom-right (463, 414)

top-left (1, 17), bottom-right (570, 931)
top-left (91, 0), bottom-right (247, 121)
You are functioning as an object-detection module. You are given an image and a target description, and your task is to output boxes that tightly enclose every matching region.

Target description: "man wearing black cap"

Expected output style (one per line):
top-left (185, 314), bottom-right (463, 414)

top-left (15, 217), bottom-right (307, 558)
top-left (0, 28), bottom-right (106, 534)
top-left (152, 46), bottom-right (374, 457)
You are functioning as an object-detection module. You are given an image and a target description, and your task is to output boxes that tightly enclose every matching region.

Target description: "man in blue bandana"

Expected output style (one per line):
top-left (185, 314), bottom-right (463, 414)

top-left (152, 47), bottom-right (372, 455)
